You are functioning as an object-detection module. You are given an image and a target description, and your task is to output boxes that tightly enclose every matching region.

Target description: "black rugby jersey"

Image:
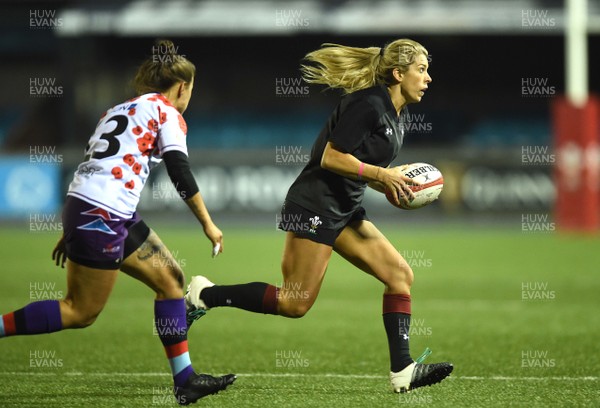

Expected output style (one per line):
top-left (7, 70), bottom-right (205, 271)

top-left (286, 84), bottom-right (407, 226)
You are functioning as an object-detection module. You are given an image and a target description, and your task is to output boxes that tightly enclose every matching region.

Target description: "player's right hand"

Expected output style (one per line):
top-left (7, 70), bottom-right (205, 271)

top-left (379, 166), bottom-right (418, 206)
top-left (52, 235), bottom-right (67, 269)
top-left (203, 222), bottom-right (224, 258)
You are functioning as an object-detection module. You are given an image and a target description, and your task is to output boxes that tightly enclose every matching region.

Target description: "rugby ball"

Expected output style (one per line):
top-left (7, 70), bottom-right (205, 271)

top-left (385, 162), bottom-right (444, 210)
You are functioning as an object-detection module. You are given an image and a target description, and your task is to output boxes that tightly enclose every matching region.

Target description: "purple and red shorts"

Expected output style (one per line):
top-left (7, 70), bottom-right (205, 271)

top-left (62, 196), bottom-right (150, 270)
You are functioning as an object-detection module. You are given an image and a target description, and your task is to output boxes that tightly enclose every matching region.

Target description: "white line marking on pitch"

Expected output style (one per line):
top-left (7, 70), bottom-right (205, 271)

top-left (0, 372), bottom-right (597, 381)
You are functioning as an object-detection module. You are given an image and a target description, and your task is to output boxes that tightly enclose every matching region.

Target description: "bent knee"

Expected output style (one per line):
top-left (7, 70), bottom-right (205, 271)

top-left (383, 257), bottom-right (414, 289)
top-left (399, 260), bottom-right (414, 286)
top-left (61, 298), bottom-right (103, 328)
top-left (154, 265), bottom-right (185, 298)
top-left (159, 272), bottom-right (185, 298)
top-left (278, 301), bottom-right (313, 318)
top-left (69, 309), bottom-right (101, 328)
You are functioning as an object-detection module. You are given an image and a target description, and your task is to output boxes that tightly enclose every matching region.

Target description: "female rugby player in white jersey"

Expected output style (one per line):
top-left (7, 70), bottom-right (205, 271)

top-left (186, 39), bottom-right (453, 393)
top-left (0, 40), bottom-right (235, 405)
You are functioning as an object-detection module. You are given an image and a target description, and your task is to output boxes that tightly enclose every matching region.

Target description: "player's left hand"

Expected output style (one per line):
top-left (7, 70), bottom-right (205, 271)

top-left (52, 235), bottom-right (67, 268)
top-left (203, 222), bottom-right (224, 258)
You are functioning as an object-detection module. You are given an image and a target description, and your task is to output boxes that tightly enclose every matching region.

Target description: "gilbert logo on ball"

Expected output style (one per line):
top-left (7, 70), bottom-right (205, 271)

top-left (385, 163), bottom-right (444, 210)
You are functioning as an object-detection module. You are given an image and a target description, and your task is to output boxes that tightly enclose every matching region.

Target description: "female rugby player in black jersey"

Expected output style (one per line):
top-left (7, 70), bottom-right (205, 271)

top-left (186, 39), bottom-right (453, 393)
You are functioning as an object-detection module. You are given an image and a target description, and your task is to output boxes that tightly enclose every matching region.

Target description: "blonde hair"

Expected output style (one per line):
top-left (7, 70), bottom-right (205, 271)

top-left (301, 39), bottom-right (428, 94)
top-left (132, 39), bottom-right (195, 95)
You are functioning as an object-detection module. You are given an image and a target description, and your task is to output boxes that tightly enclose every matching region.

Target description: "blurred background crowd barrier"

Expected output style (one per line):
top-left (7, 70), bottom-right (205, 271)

top-left (0, 0), bottom-right (598, 227)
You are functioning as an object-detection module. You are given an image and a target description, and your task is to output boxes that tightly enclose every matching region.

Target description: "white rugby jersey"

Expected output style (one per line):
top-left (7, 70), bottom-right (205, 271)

top-left (68, 93), bottom-right (189, 218)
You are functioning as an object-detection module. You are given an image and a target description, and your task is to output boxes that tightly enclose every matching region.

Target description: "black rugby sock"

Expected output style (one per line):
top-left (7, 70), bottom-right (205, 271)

top-left (383, 293), bottom-right (414, 372)
top-left (384, 312), bottom-right (413, 372)
top-left (201, 283), bottom-right (279, 315)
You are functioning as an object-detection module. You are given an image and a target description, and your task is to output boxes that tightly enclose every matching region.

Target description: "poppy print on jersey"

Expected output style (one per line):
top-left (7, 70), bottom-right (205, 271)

top-left (68, 93), bottom-right (189, 219)
top-left (123, 154), bottom-right (135, 166)
top-left (148, 118), bottom-right (158, 133)
top-left (148, 95), bottom-right (174, 106)
top-left (137, 132), bottom-right (156, 156)
top-left (178, 114), bottom-right (187, 134)
top-left (112, 167), bottom-right (123, 179)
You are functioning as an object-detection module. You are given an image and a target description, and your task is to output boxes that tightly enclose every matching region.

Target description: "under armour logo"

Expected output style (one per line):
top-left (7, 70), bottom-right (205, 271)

top-left (402, 334), bottom-right (409, 340)
top-left (385, 128), bottom-right (393, 136)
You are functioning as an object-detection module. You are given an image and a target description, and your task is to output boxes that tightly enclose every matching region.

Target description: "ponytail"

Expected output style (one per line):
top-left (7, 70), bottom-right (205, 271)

top-left (301, 39), bottom-right (428, 94)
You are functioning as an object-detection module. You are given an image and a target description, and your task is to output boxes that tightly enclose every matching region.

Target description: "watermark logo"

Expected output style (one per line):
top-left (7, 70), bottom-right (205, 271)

top-left (277, 281), bottom-right (310, 302)
top-left (29, 349), bottom-right (63, 368)
top-left (522, 10), bottom-right (556, 29)
top-left (521, 214), bottom-right (555, 233)
top-left (153, 317), bottom-right (187, 337)
top-left (521, 350), bottom-right (555, 368)
top-left (276, 213), bottom-right (310, 232)
top-left (521, 77), bottom-right (555, 97)
top-left (399, 394), bottom-right (433, 404)
top-left (30, 145), bottom-right (63, 164)
top-left (152, 386), bottom-right (186, 405)
top-left (275, 145), bottom-right (310, 165)
top-left (406, 318), bottom-right (433, 337)
top-left (275, 10), bottom-right (310, 27)
top-left (275, 350), bottom-right (309, 368)
top-left (521, 281), bottom-right (556, 300)
top-left (29, 78), bottom-right (63, 97)
top-left (275, 77), bottom-right (309, 98)
top-left (152, 43), bottom-right (186, 64)
top-left (403, 113), bottom-right (433, 134)
top-left (152, 181), bottom-right (187, 201)
top-left (521, 146), bottom-right (555, 165)
top-left (29, 10), bottom-right (63, 29)
top-left (29, 213), bottom-right (63, 233)
top-left (151, 249), bottom-right (187, 269)
top-left (401, 250), bottom-right (432, 268)
top-left (30, 281), bottom-right (63, 300)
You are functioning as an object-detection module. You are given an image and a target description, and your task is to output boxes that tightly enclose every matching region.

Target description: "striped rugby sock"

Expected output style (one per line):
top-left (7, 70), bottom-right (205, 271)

top-left (0, 300), bottom-right (62, 338)
top-left (154, 299), bottom-right (194, 387)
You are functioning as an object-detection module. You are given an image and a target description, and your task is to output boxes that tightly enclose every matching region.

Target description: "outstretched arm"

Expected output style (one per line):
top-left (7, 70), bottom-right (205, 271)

top-left (162, 151), bottom-right (223, 256)
top-left (183, 191), bottom-right (223, 255)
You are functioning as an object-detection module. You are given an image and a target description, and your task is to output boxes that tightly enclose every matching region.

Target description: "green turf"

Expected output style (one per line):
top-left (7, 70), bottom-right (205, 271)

top-left (0, 223), bottom-right (599, 407)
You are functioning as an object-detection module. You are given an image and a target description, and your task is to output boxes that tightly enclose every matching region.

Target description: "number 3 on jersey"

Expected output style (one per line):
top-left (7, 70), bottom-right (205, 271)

top-left (84, 115), bottom-right (128, 161)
